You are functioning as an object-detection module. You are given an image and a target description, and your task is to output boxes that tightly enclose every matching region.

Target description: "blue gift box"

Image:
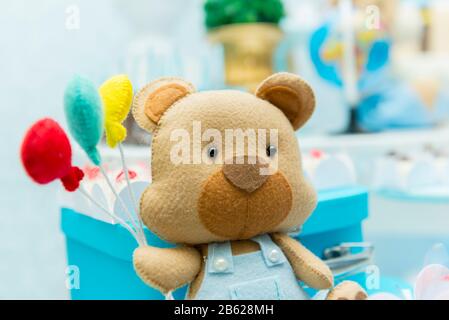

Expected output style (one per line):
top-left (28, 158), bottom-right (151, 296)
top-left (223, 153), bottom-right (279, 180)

top-left (61, 186), bottom-right (403, 299)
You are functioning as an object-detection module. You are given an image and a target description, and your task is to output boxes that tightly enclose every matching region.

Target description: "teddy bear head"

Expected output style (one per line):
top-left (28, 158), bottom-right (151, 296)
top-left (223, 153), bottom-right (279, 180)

top-left (132, 73), bottom-right (317, 245)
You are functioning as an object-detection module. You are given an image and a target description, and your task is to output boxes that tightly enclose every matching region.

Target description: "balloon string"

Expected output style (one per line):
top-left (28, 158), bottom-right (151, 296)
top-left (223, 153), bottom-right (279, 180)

top-left (118, 143), bottom-right (147, 246)
top-left (78, 186), bottom-right (141, 245)
top-left (98, 165), bottom-right (145, 245)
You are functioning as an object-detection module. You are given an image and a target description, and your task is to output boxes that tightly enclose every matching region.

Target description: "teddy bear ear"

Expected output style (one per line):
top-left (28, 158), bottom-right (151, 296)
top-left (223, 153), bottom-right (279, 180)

top-left (132, 77), bottom-right (195, 132)
top-left (255, 73), bottom-right (316, 131)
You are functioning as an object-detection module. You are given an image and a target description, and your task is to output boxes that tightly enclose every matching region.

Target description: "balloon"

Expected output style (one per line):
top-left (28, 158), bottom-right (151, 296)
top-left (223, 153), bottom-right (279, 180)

top-left (64, 75), bottom-right (104, 165)
top-left (99, 75), bottom-right (133, 148)
top-left (20, 118), bottom-right (84, 192)
top-left (415, 264), bottom-right (449, 300)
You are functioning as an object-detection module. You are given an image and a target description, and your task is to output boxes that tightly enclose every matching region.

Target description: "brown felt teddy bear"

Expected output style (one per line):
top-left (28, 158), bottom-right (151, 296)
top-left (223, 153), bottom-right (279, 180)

top-left (132, 72), bottom-right (367, 300)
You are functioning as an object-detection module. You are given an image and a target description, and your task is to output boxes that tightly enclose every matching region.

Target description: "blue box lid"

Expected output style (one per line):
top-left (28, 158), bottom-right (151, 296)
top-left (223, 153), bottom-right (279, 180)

top-left (61, 186), bottom-right (368, 262)
top-left (301, 186), bottom-right (368, 236)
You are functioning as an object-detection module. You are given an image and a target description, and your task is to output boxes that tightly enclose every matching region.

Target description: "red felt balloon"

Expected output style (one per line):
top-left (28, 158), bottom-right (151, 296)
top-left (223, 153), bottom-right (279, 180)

top-left (20, 118), bottom-right (84, 192)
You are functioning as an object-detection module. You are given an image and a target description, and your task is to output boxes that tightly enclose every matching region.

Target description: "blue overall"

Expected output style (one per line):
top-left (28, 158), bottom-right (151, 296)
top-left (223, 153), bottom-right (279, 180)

top-left (192, 234), bottom-right (309, 300)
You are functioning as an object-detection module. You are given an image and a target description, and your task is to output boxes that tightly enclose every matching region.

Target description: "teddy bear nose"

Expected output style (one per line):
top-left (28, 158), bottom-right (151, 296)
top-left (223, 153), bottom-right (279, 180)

top-left (223, 156), bottom-right (270, 193)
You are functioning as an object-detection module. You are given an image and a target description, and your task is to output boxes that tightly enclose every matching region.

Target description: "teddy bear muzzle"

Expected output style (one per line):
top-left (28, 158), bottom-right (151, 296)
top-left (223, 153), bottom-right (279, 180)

top-left (198, 156), bottom-right (293, 240)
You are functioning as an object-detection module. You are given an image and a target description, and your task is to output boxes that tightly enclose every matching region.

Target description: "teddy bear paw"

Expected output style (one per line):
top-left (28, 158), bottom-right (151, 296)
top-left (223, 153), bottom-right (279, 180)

top-left (326, 281), bottom-right (368, 300)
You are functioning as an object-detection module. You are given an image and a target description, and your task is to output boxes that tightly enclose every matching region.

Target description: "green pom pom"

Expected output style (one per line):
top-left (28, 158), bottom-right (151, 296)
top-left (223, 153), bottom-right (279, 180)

top-left (204, 0), bottom-right (285, 30)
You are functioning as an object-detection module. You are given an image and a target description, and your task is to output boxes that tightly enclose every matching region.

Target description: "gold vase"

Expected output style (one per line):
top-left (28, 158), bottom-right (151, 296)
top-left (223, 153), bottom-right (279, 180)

top-left (209, 23), bottom-right (283, 92)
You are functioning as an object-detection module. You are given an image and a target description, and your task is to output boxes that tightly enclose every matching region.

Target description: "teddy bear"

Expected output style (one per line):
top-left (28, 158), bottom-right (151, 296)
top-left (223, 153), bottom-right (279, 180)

top-left (131, 72), bottom-right (367, 300)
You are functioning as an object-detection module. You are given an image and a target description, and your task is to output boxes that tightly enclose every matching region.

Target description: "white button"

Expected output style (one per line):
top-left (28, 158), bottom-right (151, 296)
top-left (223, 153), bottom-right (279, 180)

top-left (214, 258), bottom-right (229, 271)
top-left (268, 249), bottom-right (281, 263)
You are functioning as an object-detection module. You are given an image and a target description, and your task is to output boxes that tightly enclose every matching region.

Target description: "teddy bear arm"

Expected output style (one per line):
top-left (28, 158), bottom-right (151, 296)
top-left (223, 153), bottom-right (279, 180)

top-left (133, 245), bottom-right (202, 294)
top-left (271, 233), bottom-right (334, 290)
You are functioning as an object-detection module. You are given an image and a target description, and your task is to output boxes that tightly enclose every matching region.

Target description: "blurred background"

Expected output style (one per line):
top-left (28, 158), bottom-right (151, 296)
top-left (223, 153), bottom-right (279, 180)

top-left (1, 0), bottom-right (449, 299)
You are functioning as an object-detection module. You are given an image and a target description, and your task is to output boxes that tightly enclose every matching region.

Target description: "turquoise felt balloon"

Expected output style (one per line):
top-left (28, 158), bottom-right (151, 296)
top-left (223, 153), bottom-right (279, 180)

top-left (64, 75), bottom-right (104, 165)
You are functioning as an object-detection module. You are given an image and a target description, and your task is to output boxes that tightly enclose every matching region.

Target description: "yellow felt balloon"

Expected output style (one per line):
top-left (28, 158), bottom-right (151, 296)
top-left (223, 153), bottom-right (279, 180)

top-left (99, 75), bottom-right (133, 148)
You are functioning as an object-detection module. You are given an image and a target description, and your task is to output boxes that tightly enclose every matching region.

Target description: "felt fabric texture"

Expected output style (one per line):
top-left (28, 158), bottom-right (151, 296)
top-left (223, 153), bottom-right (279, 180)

top-left (189, 240), bottom-right (266, 299)
top-left (145, 84), bottom-right (190, 123)
top-left (20, 118), bottom-right (84, 192)
top-left (271, 233), bottom-right (333, 290)
top-left (188, 258), bottom-right (206, 299)
top-left (189, 240), bottom-right (368, 300)
top-left (133, 245), bottom-right (201, 294)
top-left (193, 235), bottom-right (309, 300)
top-left (326, 281), bottom-right (368, 300)
top-left (198, 170), bottom-right (292, 240)
top-left (64, 75), bottom-right (104, 165)
top-left (99, 75), bottom-right (133, 148)
top-left (222, 156), bottom-right (269, 193)
top-left (60, 167), bottom-right (85, 192)
top-left (136, 87), bottom-right (317, 245)
top-left (132, 77), bottom-right (195, 133)
top-left (256, 72), bottom-right (316, 130)
top-left (132, 73), bottom-right (361, 300)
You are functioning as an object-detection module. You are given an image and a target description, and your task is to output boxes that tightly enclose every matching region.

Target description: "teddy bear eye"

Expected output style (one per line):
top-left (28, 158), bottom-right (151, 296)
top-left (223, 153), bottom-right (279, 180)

top-left (266, 145), bottom-right (277, 158)
top-left (208, 146), bottom-right (218, 159)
